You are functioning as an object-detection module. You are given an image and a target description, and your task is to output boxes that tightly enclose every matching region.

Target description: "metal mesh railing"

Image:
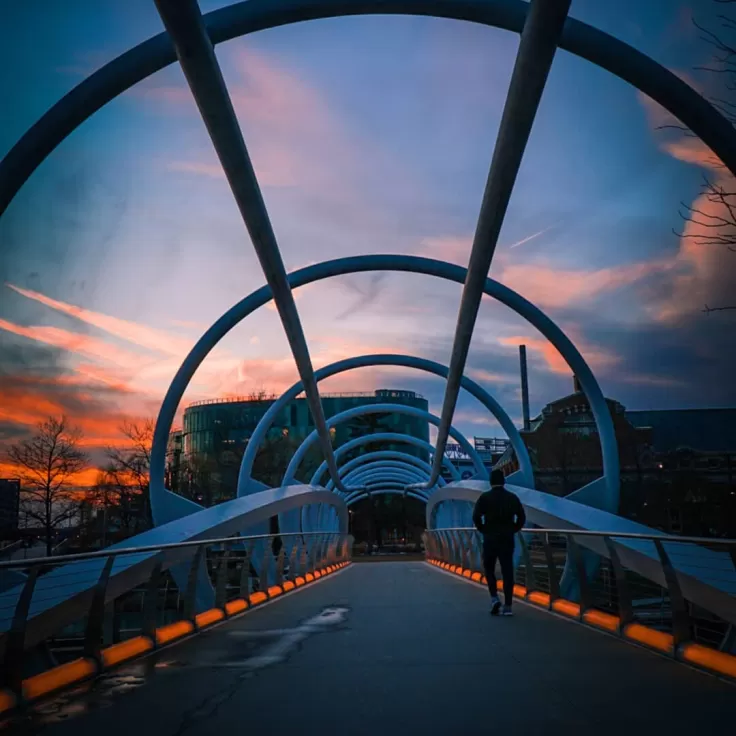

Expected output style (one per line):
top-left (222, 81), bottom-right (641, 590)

top-left (424, 528), bottom-right (736, 665)
top-left (0, 531), bottom-right (352, 691)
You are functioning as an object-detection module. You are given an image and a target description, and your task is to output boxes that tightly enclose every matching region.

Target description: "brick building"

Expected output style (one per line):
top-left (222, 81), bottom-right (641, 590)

top-left (496, 378), bottom-right (736, 537)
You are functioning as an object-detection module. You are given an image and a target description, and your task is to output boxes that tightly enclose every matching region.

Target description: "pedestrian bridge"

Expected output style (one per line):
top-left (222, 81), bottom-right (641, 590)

top-left (2, 0), bottom-right (736, 730)
top-left (1, 547), bottom-right (736, 734)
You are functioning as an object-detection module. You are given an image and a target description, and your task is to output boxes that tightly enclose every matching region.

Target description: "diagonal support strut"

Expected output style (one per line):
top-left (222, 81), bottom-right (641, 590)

top-left (154, 0), bottom-right (350, 493)
top-left (415, 0), bottom-right (573, 490)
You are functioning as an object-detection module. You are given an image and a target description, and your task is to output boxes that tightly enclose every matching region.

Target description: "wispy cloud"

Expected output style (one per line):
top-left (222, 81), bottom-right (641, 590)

top-left (7, 284), bottom-right (193, 356)
top-left (498, 334), bottom-right (620, 375)
top-left (495, 259), bottom-right (671, 310)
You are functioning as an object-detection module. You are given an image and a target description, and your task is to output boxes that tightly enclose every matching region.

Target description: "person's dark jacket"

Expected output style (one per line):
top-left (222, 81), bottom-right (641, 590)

top-left (472, 486), bottom-right (526, 540)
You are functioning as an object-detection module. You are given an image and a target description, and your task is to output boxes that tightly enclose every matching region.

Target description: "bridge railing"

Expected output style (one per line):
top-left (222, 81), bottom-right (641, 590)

top-left (0, 531), bottom-right (352, 708)
top-left (424, 527), bottom-right (736, 679)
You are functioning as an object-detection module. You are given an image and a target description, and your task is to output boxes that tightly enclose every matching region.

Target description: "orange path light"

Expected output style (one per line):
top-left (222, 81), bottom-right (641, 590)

top-left (624, 623), bottom-right (673, 653)
top-left (0, 689), bottom-right (16, 715)
top-left (225, 598), bottom-right (248, 615)
top-left (23, 658), bottom-right (96, 701)
top-left (552, 600), bottom-right (581, 618)
top-left (583, 609), bottom-right (619, 632)
top-left (195, 608), bottom-right (225, 629)
top-left (681, 643), bottom-right (736, 679)
top-left (528, 591), bottom-right (551, 607)
top-left (101, 636), bottom-right (153, 668)
top-left (156, 620), bottom-right (194, 645)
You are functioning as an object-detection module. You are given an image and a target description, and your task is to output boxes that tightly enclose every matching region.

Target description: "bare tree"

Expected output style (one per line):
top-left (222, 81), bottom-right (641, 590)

top-left (7, 416), bottom-right (89, 555)
top-left (104, 419), bottom-right (154, 529)
top-left (672, 1), bottom-right (736, 311)
top-left (88, 465), bottom-right (144, 540)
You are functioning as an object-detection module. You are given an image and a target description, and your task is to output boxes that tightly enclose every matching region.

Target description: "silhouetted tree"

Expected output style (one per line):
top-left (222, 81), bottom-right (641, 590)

top-left (7, 416), bottom-right (89, 555)
top-left (104, 419), bottom-right (153, 528)
top-left (669, 1), bottom-right (736, 311)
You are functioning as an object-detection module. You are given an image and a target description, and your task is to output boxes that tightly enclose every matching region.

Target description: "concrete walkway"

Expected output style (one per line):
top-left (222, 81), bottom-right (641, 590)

top-left (10, 562), bottom-right (736, 735)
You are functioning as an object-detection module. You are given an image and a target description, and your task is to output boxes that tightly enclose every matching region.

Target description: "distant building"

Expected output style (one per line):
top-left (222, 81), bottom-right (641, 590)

top-left (442, 437), bottom-right (510, 481)
top-left (0, 479), bottom-right (20, 534)
top-left (166, 429), bottom-right (183, 493)
top-left (174, 390), bottom-right (430, 500)
top-left (496, 378), bottom-right (736, 537)
top-left (496, 378), bottom-right (653, 496)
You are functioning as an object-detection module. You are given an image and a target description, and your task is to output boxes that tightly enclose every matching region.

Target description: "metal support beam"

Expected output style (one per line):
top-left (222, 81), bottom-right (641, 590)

top-left (427, 0), bottom-right (572, 487)
top-left (153, 0), bottom-right (348, 493)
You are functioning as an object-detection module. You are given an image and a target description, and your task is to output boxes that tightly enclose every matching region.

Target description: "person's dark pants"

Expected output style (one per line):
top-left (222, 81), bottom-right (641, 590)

top-left (482, 536), bottom-right (515, 606)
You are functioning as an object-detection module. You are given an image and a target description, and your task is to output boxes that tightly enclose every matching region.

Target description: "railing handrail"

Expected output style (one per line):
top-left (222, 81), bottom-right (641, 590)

top-left (0, 531), bottom-right (345, 571)
top-left (426, 527), bottom-right (736, 546)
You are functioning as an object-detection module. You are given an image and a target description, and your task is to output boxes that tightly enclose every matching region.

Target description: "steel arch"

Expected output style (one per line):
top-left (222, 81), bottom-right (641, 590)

top-left (282, 402), bottom-right (485, 486)
top-left (238, 353), bottom-right (533, 495)
top-left (339, 468), bottom-right (430, 488)
top-left (347, 489), bottom-right (429, 507)
top-left (3, 0), bottom-right (735, 216)
top-left (142, 255), bottom-right (613, 526)
top-left (312, 433), bottom-right (461, 485)
top-left (329, 450), bottom-right (438, 484)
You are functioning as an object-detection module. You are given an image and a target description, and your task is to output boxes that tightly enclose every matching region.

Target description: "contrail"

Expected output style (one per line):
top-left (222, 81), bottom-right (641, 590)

top-left (507, 222), bottom-right (560, 249)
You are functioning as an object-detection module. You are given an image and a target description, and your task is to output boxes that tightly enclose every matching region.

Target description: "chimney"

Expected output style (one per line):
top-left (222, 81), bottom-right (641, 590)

top-left (519, 345), bottom-right (531, 431)
top-left (573, 374), bottom-right (582, 394)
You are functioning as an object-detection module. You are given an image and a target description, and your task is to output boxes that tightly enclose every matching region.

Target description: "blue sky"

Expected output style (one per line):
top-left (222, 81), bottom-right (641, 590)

top-left (1, 0), bottom-right (734, 467)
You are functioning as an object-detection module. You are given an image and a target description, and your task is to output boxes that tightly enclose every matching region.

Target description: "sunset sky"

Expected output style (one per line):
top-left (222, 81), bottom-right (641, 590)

top-left (1, 0), bottom-right (735, 477)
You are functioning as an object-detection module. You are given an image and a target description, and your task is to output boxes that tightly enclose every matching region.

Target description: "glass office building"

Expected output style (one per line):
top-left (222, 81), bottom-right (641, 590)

top-left (178, 389), bottom-right (429, 497)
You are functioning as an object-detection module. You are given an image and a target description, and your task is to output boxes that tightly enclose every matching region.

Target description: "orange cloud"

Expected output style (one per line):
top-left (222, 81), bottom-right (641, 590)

top-left (0, 318), bottom-right (147, 368)
top-left (495, 259), bottom-right (670, 310)
top-left (7, 284), bottom-right (193, 356)
top-left (416, 236), bottom-right (471, 266)
top-left (637, 73), bottom-right (736, 319)
top-left (466, 368), bottom-right (517, 384)
top-left (498, 334), bottom-right (620, 375)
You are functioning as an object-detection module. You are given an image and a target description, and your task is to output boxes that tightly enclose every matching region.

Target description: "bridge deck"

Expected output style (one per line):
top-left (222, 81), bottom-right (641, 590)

top-left (13, 562), bottom-right (736, 735)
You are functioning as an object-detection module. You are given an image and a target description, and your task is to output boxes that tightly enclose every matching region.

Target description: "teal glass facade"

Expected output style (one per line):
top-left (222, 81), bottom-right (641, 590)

top-left (180, 390), bottom-right (430, 494)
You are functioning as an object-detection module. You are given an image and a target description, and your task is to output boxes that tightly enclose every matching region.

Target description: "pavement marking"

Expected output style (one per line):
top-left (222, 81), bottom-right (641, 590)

top-left (217, 606), bottom-right (349, 671)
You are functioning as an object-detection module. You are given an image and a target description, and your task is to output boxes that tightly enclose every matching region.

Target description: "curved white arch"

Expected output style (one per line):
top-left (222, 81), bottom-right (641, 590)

top-left (312, 432), bottom-right (461, 485)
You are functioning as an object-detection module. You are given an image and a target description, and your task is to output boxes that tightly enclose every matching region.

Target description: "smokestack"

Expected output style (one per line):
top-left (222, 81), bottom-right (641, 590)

top-left (573, 374), bottom-right (582, 394)
top-left (519, 345), bottom-right (531, 431)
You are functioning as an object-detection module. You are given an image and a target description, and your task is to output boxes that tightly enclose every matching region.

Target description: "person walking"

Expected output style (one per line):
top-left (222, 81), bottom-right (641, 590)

top-left (472, 469), bottom-right (526, 616)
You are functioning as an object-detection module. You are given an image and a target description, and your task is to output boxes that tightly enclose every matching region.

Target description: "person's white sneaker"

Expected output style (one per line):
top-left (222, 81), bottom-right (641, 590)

top-left (490, 598), bottom-right (501, 616)
top-left (502, 605), bottom-right (514, 616)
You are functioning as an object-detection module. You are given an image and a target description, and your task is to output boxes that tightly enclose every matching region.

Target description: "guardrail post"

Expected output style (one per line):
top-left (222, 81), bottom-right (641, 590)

top-left (518, 534), bottom-right (535, 595)
top-left (300, 537), bottom-right (309, 575)
top-left (288, 540), bottom-right (298, 579)
top-left (261, 542), bottom-right (272, 591)
top-left (142, 561), bottom-right (163, 640)
top-left (460, 531), bottom-right (471, 572)
top-left (542, 533), bottom-right (558, 607)
top-left (183, 545), bottom-right (205, 621)
top-left (275, 547), bottom-right (286, 586)
top-left (451, 530), bottom-right (462, 568)
top-left (440, 531), bottom-right (451, 566)
top-left (604, 537), bottom-right (634, 634)
top-left (308, 537), bottom-right (318, 574)
top-left (238, 549), bottom-right (252, 598)
top-left (84, 555), bottom-right (116, 662)
top-left (215, 549), bottom-right (231, 610)
top-left (653, 539), bottom-right (691, 652)
top-left (1, 565), bottom-right (40, 692)
top-left (565, 534), bottom-right (590, 620)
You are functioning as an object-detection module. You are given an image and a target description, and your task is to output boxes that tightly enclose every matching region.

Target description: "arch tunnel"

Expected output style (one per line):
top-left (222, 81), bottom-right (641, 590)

top-left (2, 1), bottom-right (736, 724)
